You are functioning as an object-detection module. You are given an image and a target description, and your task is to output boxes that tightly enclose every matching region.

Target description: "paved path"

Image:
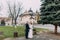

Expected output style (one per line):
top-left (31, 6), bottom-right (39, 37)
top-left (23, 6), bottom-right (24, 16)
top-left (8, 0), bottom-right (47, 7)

top-left (34, 24), bottom-right (60, 32)
top-left (4, 33), bottom-right (60, 40)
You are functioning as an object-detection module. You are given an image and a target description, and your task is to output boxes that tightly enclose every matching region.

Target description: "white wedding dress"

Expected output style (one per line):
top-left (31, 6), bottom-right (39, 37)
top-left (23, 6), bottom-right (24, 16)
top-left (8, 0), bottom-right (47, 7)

top-left (28, 24), bottom-right (33, 38)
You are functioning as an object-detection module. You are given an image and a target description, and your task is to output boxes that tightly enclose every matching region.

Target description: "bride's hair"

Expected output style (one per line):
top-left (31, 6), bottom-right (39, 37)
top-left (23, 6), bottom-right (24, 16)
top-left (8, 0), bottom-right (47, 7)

top-left (30, 21), bottom-right (33, 24)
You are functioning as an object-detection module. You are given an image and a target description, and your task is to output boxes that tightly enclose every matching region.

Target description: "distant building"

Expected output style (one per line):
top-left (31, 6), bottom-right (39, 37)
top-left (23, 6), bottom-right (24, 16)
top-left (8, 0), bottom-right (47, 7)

top-left (0, 17), bottom-right (12, 26)
top-left (0, 8), bottom-right (40, 26)
top-left (19, 8), bottom-right (40, 24)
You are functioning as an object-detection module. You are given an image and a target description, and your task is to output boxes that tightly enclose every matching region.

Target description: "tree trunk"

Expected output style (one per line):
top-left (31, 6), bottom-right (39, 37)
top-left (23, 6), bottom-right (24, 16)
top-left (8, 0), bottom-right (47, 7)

top-left (15, 19), bottom-right (17, 25)
top-left (12, 18), bottom-right (13, 25)
top-left (54, 24), bottom-right (57, 34)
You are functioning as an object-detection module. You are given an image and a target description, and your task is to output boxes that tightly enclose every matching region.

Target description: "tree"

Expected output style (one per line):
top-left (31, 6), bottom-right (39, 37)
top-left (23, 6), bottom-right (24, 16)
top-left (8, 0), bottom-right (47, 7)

top-left (36, 11), bottom-right (41, 24)
top-left (40, 0), bottom-right (60, 34)
top-left (1, 20), bottom-right (5, 26)
top-left (7, 2), bottom-right (23, 26)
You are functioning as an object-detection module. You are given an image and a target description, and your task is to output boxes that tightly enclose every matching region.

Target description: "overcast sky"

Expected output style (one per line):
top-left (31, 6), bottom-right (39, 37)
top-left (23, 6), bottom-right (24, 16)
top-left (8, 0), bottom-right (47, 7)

top-left (0, 0), bottom-right (41, 17)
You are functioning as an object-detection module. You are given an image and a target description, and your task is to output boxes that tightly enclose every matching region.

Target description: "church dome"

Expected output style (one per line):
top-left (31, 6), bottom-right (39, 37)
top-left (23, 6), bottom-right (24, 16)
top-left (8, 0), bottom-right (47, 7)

top-left (28, 8), bottom-right (33, 12)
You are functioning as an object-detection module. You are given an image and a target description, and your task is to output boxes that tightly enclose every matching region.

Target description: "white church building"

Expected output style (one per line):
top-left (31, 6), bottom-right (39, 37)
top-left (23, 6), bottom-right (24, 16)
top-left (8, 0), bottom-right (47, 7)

top-left (19, 9), bottom-right (39, 24)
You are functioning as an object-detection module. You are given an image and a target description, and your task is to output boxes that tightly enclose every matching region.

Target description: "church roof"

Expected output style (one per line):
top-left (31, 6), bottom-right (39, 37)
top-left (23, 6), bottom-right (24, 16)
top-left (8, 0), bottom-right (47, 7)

top-left (28, 8), bottom-right (33, 12)
top-left (20, 13), bottom-right (36, 17)
top-left (19, 8), bottom-right (38, 17)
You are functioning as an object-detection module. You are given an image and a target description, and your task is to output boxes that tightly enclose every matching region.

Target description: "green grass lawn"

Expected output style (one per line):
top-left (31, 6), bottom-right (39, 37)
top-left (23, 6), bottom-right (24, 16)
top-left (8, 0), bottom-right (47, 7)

top-left (0, 26), bottom-right (48, 38)
top-left (0, 26), bottom-right (25, 38)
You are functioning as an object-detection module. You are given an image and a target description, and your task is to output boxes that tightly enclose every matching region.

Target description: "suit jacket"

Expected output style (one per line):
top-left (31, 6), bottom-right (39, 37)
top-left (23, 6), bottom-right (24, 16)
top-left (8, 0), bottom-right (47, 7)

top-left (25, 23), bottom-right (30, 30)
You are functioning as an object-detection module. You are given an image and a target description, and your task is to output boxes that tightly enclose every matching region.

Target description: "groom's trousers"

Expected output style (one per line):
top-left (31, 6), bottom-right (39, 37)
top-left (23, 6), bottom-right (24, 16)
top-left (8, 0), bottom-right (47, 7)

top-left (25, 30), bottom-right (29, 39)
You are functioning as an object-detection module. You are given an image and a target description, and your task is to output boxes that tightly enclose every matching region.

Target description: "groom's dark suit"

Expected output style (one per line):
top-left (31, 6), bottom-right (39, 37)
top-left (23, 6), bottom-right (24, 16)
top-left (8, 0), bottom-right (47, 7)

top-left (25, 23), bottom-right (30, 39)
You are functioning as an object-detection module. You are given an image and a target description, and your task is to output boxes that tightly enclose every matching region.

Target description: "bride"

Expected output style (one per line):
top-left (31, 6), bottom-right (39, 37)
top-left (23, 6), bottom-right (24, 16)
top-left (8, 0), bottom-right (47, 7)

top-left (28, 22), bottom-right (33, 38)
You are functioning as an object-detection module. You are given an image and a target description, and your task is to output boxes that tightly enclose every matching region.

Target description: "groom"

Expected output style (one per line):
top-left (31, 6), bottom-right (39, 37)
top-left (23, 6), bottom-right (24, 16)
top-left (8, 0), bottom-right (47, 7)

top-left (25, 22), bottom-right (30, 39)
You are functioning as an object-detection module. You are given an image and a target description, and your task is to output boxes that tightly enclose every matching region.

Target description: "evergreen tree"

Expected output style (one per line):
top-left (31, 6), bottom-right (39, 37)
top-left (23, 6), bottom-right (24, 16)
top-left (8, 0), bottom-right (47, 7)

top-left (40, 0), bottom-right (60, 34)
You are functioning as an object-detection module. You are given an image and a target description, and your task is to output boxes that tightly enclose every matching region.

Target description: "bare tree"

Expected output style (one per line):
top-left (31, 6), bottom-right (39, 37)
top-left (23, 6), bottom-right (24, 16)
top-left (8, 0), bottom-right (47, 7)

top-left (7, 2), bottom-right (23, 26)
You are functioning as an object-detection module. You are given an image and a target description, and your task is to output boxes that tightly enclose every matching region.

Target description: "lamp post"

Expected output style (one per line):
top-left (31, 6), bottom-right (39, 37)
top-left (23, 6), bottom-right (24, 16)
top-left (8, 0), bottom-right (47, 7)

top-left (13, 22), bottom-right (18, 37)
